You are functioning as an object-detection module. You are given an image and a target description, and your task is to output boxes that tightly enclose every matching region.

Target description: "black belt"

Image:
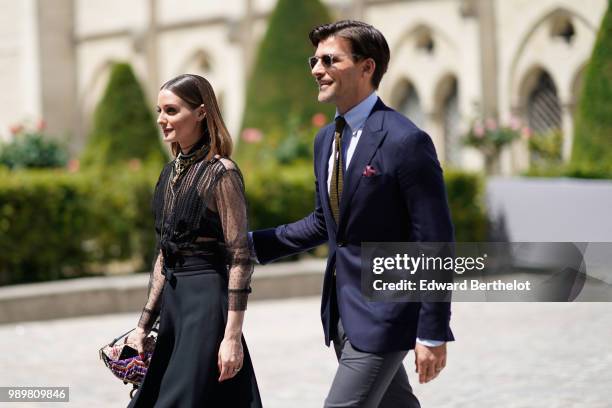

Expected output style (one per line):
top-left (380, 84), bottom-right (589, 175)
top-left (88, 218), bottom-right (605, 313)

top-left (161, 252), bottom-right (226, 283)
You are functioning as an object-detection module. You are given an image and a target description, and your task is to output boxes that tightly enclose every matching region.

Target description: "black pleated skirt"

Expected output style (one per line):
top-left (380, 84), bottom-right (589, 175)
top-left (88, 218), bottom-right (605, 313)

top-left (128, 257), bottom-right (262, 408)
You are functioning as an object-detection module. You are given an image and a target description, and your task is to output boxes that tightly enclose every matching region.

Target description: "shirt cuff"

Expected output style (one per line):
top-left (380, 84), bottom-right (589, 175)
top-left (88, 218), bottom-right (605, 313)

top-left (247, 231), bottom-right (260, 264)
top-left (416, 338), bottom-right (445, 347)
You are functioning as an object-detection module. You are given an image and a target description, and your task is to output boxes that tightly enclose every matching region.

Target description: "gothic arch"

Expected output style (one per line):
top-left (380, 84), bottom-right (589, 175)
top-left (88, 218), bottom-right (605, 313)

top-left (392, 22), bottom-right (459, 57)
top-left (391, 78), bottom-right (425, 128)
top-left (509, 7), bottom-right (595, 102)
top-left (178, 49), bottom-right (214, 75)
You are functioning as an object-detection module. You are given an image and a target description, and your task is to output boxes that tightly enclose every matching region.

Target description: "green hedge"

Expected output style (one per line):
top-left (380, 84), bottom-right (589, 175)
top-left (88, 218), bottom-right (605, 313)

top-left (1, 161), bottom-right (487, 285)
top-left (523, 162), bottom-right (612, 179)
top-left (244, 162), bottom-right (488, 242)
top-left (0, 164), bottom-right (159, 285)
top-left (243, 160), bottom-right (315, 230)
top-left (443, 169), bottom-right (488, 242)
top-left (0, 169), bottom-right (91, 284)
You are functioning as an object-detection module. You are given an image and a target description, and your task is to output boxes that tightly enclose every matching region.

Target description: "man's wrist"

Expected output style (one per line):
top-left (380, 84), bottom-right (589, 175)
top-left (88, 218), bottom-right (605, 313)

top-left (416, 338), bottom-right (445, 347)
top-left (247, 231), bottom-right (260, 264)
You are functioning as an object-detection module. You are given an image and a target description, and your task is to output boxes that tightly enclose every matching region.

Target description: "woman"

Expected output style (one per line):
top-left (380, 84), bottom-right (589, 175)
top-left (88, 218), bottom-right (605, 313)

top-left (126, 74), bottom-right (262, 407)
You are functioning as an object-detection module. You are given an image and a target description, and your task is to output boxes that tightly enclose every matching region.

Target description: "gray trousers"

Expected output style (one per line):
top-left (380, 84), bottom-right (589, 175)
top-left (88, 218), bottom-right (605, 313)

top-left (324, 319), bottom-right (421, 408)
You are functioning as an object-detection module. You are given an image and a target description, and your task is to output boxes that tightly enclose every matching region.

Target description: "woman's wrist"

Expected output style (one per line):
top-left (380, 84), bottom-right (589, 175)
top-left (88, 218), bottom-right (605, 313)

top-left (223, 327), bottom-right (242, 340)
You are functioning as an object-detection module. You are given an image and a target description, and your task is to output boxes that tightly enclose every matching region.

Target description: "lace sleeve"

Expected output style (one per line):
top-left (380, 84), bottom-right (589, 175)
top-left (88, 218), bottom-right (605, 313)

top-left (214, 159), bottom-right (254, 311)
top-left (137, 251), bottom-right (164, 332)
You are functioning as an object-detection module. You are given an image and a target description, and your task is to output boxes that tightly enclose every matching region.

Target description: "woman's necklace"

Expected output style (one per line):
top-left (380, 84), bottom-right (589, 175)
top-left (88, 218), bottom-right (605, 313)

top-left (171, 142), bottom-right (210, 185)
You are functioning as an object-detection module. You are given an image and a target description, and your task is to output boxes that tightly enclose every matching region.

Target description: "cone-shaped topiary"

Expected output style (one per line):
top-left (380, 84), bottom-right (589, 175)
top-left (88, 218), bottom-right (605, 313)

top-left (571, 1), bottom-right (612, 174)
top-left (238, 0), bottom-right (333, 161)
top-left (82, 62), bottom-right (167, 167)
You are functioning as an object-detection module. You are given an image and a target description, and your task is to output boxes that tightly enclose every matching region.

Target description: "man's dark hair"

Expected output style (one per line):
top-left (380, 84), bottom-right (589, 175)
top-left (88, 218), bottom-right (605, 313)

top-left (309, 20), bottom-right (390, 89)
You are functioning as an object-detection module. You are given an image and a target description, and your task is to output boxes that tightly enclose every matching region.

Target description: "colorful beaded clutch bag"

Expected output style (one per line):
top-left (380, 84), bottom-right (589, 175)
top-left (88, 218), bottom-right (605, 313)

top-left (99, 327), bottom-right (157, 397)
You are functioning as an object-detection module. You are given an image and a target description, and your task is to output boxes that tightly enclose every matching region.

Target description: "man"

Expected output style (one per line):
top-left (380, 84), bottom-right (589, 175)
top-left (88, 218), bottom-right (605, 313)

top-left (251, 20), bottom-right (454, 407)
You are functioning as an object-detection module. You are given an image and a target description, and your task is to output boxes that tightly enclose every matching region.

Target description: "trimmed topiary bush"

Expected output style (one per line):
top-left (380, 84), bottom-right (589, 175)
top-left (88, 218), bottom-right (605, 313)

top-left (81, 62), bottom-right (167, 167)
top-left (238, 0), bottom-right (334, 163)
top-left (571, 1), bottom-right (612, 176)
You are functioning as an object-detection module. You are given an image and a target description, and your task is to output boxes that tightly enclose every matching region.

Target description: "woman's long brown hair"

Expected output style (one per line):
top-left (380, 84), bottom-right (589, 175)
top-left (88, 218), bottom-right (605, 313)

top-left (159, 74), bottom-right (232, 158)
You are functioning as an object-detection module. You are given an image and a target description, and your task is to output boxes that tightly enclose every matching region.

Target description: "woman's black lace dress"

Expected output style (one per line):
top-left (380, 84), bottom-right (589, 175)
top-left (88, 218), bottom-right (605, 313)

top-left (128, 139), bottom-right (262, 407)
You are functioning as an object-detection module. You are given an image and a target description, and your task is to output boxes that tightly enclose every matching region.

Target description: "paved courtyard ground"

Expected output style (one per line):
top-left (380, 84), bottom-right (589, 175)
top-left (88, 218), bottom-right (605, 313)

top-left (1, 298), bottom-right (610, 407)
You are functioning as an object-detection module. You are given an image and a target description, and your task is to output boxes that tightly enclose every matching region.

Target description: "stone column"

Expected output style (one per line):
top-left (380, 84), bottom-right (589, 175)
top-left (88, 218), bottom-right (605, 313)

top-left (36, 0), bottom-right (78, 149)
top-left (561, 102), bottom-right (574, 162)
top-left (476, 0), bottom-right (499, 120)
top-left (145, 0), bottom-right (159, 103)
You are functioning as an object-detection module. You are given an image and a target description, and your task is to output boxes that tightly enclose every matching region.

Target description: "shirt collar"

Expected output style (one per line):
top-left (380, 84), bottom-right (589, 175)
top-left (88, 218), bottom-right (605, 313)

top-left (334, 91), bottom-right (378, 133)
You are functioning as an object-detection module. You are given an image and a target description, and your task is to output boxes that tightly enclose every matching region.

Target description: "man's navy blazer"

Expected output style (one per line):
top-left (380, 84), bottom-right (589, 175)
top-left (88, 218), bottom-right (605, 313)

top-left (252, 98), bottom-right (455, 353)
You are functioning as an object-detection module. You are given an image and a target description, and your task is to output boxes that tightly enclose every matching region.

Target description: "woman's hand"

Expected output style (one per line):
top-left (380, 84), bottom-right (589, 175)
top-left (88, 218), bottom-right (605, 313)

top-left (217, 336), bottom-right (243, 382)
top-left (125, 327), bottom-right (148, 360)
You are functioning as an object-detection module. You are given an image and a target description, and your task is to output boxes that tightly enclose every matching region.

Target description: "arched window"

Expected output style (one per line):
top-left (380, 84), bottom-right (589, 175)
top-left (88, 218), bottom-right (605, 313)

top-left (526, 71), bottom-right (562, 134)
top-left (394, 81), bottom-right (425, 129)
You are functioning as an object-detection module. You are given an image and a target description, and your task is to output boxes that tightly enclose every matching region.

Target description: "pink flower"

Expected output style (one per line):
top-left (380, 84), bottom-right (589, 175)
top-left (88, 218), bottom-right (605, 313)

top-left (473, 124), bottom-right (485, 138)
top-left (509, 116), bottom-right (521, 131)
top-left (521, 127), bottom-right (532, 140)
top-left (9, 124), bottom-right (23, 136)
top-left (311, 113), bottom-right (327, 128)
top-left (128, 158), bottom-right (142, 171)
top-left (485, 118), bottom-right (498, 131)
top-left (67, 159), bottom-right (80, 173)
top-left (241, 128), bottom-right (263, 144)
top-left (36, 119), bottom-right (47, 131)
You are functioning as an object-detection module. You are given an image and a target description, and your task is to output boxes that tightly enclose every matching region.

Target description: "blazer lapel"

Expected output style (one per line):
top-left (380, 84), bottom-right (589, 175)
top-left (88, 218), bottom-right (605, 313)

top-left (338, 99), bottom-right (388, 229)
top-left (319, 125), bottom-right (336, 227)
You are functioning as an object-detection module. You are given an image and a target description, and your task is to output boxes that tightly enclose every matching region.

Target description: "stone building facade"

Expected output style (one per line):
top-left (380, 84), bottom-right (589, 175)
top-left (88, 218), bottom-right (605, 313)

top-left (0, 0), bottom-right (607, 172)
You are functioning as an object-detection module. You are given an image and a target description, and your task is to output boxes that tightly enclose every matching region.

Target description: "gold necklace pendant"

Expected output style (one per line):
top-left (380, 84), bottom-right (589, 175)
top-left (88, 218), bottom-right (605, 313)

top-left (171, 144), bottom-right (210, 186)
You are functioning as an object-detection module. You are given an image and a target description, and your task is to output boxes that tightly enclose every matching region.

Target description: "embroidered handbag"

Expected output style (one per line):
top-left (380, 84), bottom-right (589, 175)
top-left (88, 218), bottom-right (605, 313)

top-left (99, 327), bottom-right (157, 397)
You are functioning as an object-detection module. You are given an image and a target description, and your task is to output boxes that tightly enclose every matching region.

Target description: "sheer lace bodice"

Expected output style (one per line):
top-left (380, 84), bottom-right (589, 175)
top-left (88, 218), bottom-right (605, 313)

top-left (138, 147), bottom-right (253, 332)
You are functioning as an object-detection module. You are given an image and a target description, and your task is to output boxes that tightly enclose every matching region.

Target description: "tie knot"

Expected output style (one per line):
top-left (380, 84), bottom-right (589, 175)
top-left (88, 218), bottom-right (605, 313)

top-left (334, 116), bottom-right (346, 135)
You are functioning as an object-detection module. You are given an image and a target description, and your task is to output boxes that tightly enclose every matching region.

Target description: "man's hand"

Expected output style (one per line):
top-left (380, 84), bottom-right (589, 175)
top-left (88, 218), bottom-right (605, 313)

top-left (414, 342), bottom-right (447, 384)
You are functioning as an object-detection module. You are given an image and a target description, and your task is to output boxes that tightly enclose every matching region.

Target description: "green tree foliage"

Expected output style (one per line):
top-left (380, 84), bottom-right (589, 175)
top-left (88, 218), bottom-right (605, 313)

top-left (239, 0), bottom-right (334, 161)
top-left (571, 1), bottom-right (612, 175)
top-left (82, 62), bottom-right (167, 167)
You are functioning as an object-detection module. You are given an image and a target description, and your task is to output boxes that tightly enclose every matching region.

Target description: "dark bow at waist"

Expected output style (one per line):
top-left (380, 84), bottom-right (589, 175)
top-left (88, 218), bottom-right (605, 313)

top-left (159, 239), bottom-right (227, 283)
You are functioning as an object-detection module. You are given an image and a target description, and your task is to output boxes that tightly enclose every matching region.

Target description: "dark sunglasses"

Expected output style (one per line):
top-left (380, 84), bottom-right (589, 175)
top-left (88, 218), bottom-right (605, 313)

top-left (308, 53), bottom-right (361, 69)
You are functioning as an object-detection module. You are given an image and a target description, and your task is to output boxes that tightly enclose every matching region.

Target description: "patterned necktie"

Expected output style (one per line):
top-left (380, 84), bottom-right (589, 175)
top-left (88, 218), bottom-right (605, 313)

top-left (330, 116), bottom-right (347, 224)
